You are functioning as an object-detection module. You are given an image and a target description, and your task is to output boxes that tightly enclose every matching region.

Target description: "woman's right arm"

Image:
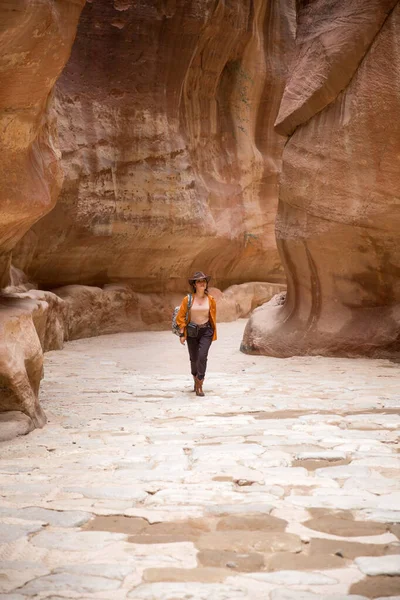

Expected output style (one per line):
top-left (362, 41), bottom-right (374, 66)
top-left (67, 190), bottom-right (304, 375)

top-left (176, 296), bottom-right (189, 332)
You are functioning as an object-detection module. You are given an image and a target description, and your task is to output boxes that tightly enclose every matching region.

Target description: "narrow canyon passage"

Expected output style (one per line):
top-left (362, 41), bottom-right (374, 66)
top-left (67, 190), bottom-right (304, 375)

top-left (1, 321), bottom-right (400, 599)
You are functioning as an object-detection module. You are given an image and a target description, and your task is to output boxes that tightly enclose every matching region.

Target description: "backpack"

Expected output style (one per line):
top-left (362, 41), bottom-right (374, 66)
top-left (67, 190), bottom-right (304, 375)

top-left (172, 294), bottom-right (193, 336)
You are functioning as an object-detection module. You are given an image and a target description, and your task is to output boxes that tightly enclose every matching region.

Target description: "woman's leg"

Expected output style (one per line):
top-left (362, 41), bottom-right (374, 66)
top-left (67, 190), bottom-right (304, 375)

top-left (196, 327), bottom-right (213, 381)
top-left (186, 336), bottom-right (199, 378)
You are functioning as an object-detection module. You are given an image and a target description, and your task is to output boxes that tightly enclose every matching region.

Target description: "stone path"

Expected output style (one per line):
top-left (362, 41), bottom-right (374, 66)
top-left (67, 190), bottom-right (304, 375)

top-left (0, 320), bottom-right (400, 599)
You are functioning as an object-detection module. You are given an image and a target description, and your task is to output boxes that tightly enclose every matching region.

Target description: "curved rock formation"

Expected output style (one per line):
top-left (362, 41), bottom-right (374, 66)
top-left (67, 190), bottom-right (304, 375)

top-left (0, 292), bottom-right (64, 432)
top-left (15, 0), bottom-right (295, 292)
top-left (0, 0), bottom-right (85, 429)
top-left (0, 0), bottom-right (85, 288)
top-left (242, 1), bottom-right (400, 358)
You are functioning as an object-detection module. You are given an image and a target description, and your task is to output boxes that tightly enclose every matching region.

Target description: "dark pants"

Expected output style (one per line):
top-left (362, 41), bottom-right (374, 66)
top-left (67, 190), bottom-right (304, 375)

top-left (186, 324), bottom-right (213, 381)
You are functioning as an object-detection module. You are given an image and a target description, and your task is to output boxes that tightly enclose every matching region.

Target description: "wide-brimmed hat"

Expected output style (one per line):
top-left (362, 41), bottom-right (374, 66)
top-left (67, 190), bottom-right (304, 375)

top-left (188, 271), bottom-right (211, 285)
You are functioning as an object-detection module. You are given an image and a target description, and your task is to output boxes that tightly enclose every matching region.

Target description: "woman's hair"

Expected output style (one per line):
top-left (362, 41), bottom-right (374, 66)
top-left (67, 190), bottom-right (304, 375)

top-left (190, 281), bottom-right (209, 294)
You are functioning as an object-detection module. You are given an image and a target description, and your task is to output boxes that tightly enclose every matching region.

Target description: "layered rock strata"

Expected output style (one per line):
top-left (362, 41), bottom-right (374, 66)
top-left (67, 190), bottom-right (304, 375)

top-left (14, 0), bottom-right (295, 291)
top-left (242, 0), bottom-right (400, 358)
top-left (0, 0), bottom-right (85, 288)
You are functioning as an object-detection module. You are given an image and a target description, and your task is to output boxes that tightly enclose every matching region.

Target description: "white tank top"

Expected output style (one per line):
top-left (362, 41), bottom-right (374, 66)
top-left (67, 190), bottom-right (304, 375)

top-left (190, 296), bottom-right (210, 325)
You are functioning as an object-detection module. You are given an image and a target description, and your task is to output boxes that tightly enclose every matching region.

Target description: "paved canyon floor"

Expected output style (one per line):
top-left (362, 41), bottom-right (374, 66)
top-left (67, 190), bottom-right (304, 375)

top-left (1, 320), bottom-right (400, 600)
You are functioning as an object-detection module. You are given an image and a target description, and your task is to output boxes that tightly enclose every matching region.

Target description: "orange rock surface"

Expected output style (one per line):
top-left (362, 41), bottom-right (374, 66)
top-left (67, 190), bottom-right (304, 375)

top-left (17, 0), bottom-right (295, 291)
top-left (242, 1), bottom-right (400, 358)
top-left (0, 0), bottom-right (85, 288)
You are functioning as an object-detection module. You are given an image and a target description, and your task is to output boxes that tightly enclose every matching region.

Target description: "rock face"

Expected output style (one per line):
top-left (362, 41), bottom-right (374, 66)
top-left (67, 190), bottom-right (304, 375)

top-left (0, 0), bottom-right (85, 289)
top-left (15, 0), bottom-right (295, 292)
top-left (242, 1), bottom-right (400, 358)
top-left (0, 294), bottom-right (58, 432)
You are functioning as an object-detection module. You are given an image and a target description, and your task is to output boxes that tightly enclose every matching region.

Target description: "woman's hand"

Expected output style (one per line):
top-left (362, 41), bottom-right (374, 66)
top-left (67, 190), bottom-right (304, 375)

top-left (180, 336), bottom-right (185, 345)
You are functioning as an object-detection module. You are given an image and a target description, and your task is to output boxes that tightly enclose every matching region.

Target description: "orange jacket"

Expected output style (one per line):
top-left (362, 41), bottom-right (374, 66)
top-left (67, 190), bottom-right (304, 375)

top-left (176, 294), bottom-right (217, 341)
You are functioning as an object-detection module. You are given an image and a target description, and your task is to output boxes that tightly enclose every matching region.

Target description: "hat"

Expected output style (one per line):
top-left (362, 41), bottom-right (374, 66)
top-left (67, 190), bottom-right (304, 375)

top-left (188, 271), bottom-right (211, 285)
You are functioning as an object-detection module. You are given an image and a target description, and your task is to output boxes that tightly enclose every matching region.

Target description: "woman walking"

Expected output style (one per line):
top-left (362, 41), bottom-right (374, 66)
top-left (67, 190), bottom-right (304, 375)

top-left (176, 271), bottom-right (217, 397)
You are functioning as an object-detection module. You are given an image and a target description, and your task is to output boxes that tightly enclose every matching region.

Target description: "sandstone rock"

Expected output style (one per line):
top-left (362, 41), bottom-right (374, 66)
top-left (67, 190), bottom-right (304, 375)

top-left (275, 0), bottom-right (397, 135)
top-left (211, 283), bottom-right (286, 322)
top-left (5, 266), bottom-right (37, 294)
top-left (15, 0), bottom-right (295, 292)
top-left (0, 296), bottom-right (47, 429)
top-left (0, 287), bottom-right (70, 431)
top-left (0, 0), bottom-right (85, 288)
top-left (242, 2), bottom-right (400, 358)
top-left (0, 411), bottom-right (34, 442)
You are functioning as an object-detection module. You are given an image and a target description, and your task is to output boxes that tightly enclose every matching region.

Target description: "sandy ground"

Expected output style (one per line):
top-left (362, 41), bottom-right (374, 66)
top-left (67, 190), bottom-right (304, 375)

top-left (0, 320), bottom-right (399, 599)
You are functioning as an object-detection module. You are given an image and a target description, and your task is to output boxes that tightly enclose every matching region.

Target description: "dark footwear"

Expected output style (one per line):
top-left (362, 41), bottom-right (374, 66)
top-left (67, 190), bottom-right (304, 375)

top-left (191, 376), bottom-right (196, 392)
top-left (195, 376), bottom-right (205, 397)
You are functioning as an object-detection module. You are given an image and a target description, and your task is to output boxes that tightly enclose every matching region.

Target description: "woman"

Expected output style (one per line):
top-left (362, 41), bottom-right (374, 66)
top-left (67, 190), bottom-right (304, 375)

top-left (176, 271), bottom-right (217, 397)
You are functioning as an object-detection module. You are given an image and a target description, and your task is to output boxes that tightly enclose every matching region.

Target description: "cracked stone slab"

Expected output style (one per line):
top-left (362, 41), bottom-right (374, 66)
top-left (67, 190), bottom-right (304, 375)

top-left (342, 476), bottom-right (399, 495)
top-left (0, 507), bottom-right (92, 527)
top-left (243, 570), bottom-right (338, 585)
top-left (355, 555), bottom-right (400, 576)
top-left (0, 561), bottom-right (50, 594)
top-left (17, 572), bottom-right (124, 595)
top-left (289, 492), bottom-right (379, 511)
top-left (376, 492), bottom-right (400, 511)
top-left (62, 485), bottom-right (148, 502)
top-left (315, 466), bottom-right (372, 479)
top-left (128, 582), bottom-right (258, 599)
top-left (0, 522), bottom-right (43, 544)
top-left (30, 529), bottom-right (127, 550)
top-left (52, 563), bottom-right (134, 579)
top-left (361, 509), bottom-right (400, 523)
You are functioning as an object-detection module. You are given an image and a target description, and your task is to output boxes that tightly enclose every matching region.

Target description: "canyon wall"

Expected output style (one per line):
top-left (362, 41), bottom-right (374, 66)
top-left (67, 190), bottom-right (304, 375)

top-left (0, 0), bottom-right (85, 431)
top-left (242, 0), bottom-right (400, 358)
top-left (0, 0), bottom-right (85, 288)
top-left (14, 0), bottom-right (295, 292)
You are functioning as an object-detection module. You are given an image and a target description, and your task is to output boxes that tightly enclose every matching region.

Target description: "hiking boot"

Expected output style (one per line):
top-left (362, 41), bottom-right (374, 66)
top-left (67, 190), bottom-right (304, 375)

top-left (195, 376), bottom-right (205, 397)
